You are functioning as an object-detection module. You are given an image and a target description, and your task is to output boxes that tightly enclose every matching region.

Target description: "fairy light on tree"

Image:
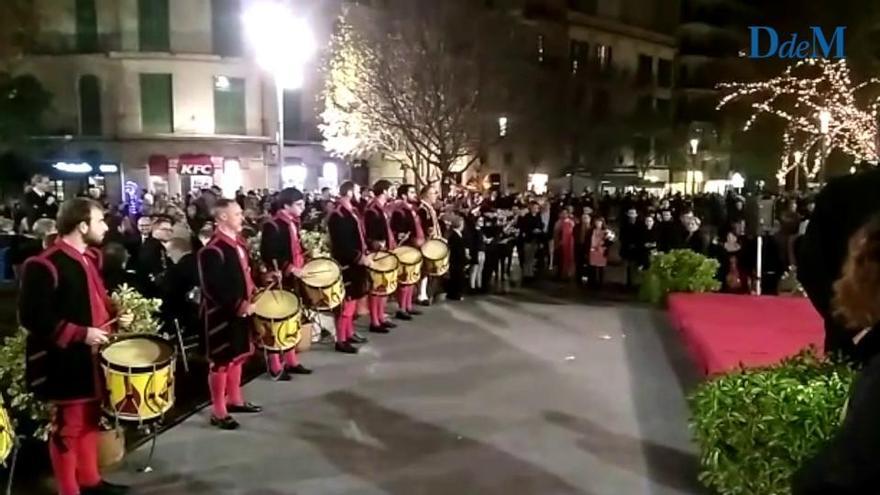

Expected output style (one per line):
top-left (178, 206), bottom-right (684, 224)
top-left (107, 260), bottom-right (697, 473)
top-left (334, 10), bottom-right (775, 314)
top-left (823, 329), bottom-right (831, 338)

top-left (717, 58), bottom-right (880, 187)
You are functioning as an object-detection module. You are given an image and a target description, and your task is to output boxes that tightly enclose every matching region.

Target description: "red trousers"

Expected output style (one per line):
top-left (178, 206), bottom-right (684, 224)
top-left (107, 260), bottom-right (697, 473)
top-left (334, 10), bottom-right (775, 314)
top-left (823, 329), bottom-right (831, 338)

top-left (208, 353), bottom-right (250, 418)
top-left (49, 401), bottom-right (102, 495)
top-left (369, 294), bottom-right (388, 327)
top-left (335, 299), bottom-right (359, 342)
top-left (397, 285), bottom-right (414, 312)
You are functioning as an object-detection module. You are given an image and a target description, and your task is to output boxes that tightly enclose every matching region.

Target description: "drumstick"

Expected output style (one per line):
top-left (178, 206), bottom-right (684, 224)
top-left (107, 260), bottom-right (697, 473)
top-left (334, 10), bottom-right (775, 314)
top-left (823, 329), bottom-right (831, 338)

top-left (302, 269), bottom-right (332, 277)
top-left (100, 317), bottom-right (119, 329)
top-left (272, 260), bottom-right (283, 291)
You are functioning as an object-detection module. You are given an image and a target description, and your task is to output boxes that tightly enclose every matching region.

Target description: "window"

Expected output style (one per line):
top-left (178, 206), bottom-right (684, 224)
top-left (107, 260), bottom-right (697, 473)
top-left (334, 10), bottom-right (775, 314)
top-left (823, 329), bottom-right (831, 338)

top-left (214, 76), bottom-right (246, 134)
top-left (75, 0), bottom-right (98, 52)
top-left (140, 73), bottom-right (173, 133)
top-left (595, 44), bottom-right (612, 72)
top-left (570, 40), bottom-right (589, 75)
top-left (284, 89), bottom-right (303, 140)
top-left (637, 54), bottom-right (653, 85)
top-left (657, 59), bottom-right (672, 88)
top-left (637, 95), bottom-right (653, 115)
top-left (79, 75), bottom-right (102, 135)
top-left (139, 0), bottom-right (170, 52)
top-left (591, 89), bottom-right (610, 118)
top-left (212, 0), bottom-right (243, 57)
top-left (656, 98), bottom-right (671, 118)
top-left (537, 34), bottom-right (545, 64)
top-left (567, 0), bottom-right (597, 14)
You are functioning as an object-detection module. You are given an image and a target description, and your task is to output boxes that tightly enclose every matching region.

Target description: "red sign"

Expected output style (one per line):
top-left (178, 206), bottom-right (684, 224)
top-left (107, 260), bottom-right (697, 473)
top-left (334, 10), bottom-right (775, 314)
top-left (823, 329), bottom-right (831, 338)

top-left (179, 163), bottom-right (214, 176)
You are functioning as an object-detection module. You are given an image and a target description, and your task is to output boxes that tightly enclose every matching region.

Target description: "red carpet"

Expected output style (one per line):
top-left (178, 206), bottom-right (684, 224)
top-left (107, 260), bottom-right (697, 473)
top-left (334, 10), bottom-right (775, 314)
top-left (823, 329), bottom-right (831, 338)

top-left (667, 293), bottom-right (824, 375)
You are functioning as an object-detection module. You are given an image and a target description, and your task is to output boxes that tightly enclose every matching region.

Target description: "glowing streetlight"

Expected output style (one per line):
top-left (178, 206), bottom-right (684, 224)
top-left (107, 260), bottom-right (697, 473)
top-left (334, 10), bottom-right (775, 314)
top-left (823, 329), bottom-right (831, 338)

top-left (243, 1), bottom-right (316, 180)
top-left (689, 138), bottom-right (700, 155)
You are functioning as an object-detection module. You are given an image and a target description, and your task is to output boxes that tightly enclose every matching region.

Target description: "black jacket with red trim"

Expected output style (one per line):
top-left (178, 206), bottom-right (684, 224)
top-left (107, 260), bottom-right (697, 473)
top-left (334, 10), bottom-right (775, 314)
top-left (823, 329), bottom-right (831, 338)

top-left (19, 245), bottom-right (112, 401)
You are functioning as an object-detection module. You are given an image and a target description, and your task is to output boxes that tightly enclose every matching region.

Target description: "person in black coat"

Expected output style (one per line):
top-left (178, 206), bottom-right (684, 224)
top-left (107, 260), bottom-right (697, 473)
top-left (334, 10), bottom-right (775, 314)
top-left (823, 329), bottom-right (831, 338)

top-left (137, 215), bottom-right (172, 297)
top-left (198, 199), bottom-right (262, 430)
top-left (798, 165), bottom-right (880, 358)
top-left (163, 237), bottom-right (200, 339)
top-left (445, 215), bottom-right (468, 300)
top-left (636, 215), bottom-right (660, 269)
top-left (328, 181), bottom-right (371, 354)
top-left (792, 216), bottom-right (880, 494)
top-left (23, 174), bottom-right (59, 230)
top-left (19, 198), bottom-right (133, 495)
top-left (517, 202), bottom-right (544, 282)
top-left (619, 207), bottom-right (641, 287)
top-left (390, 184), bottom-right (424, 318)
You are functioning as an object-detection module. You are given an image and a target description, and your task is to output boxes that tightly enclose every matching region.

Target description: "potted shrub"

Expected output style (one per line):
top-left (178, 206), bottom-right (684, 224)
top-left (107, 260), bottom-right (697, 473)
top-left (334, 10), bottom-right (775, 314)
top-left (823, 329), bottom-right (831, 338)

top-left (689, 350), bottom-right (854, 495)
top-left (639, 249), bottom-right (721, 305)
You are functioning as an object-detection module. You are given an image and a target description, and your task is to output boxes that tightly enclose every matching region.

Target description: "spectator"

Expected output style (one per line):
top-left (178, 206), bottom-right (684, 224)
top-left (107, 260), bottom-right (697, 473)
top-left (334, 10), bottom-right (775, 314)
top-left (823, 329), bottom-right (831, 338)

top-left (23, 174), bottom-right (58, 230)
top-left (587, 216), bottom-right (614, 290)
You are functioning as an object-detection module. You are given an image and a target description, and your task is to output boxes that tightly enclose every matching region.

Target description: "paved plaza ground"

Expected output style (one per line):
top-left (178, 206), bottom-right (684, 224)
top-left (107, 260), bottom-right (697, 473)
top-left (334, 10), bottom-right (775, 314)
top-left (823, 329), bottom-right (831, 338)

top-left (98, 288), bottom-right (706, 495)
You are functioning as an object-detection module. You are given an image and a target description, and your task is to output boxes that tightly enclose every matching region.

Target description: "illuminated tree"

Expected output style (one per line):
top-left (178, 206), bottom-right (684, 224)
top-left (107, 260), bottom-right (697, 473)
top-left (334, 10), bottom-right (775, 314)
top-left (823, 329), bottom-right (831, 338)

top-left (717, 58), bottom-right (880, 186)
top-left (321, 1), bottom-right (525, 185)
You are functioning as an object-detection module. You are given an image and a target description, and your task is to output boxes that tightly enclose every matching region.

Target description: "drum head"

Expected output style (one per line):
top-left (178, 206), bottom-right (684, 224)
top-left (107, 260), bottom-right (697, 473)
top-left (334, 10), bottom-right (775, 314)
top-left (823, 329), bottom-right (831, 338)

top-left (368, 251), bottom-right (399, 273)
top-left (422, 239), bottom-right (449, 260)
top-left (302, 258), bottom-right (342, 288)
top-left (101, 336), bottom-right (174, 371)
top-left (393, 246), bottom-right (422, 265)
top-left (254, 290), bottom-right (300, 320)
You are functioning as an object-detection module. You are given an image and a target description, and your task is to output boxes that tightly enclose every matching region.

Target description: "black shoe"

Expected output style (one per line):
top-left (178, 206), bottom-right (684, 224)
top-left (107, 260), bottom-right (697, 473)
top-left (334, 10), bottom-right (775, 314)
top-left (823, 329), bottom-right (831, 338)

top-left (227, 402), bottom-right (262, 414)
top-left (408, 309), bottom-right (423, 316)
top-left (382, 320), bottom-right (397, 329)
top-left (270, 370), bottom-right (292, 382)
top-left (335, 342), bottom-right (359, 354)
top-left (417, 299), bottom-right (432, 307)
top-left (350, 332), bottom-right (369, 344)
top-left (287, 364), bottom-right (313, 375)
top-left (210, 415), bottom-right (240, 430)
top-left (82, 481), bottom-right (130, 495)
top-left (395, 311), bottom-right (413, 321)
top-left (369, 325), bottom-right (390, 334)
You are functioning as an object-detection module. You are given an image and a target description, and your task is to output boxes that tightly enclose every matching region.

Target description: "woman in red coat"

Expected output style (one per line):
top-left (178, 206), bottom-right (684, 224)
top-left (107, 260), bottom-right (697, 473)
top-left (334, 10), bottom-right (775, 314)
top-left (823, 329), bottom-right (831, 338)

top-left (554, 210), bottom-right (576, 280)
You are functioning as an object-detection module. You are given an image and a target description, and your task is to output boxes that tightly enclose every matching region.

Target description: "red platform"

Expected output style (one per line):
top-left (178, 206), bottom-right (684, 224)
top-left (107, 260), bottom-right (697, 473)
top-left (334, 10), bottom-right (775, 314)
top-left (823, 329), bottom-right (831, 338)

top-left (667, 293), bottom-right (825, 375)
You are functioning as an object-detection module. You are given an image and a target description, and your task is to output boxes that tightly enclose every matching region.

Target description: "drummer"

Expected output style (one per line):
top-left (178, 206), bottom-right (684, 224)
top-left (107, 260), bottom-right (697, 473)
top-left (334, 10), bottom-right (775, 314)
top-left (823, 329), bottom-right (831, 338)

top-left (260, 187), bottom-right (313, 380)
top-left (417, 184), bottom-right (442, 305)
top-left (390, 184), bottom-right (424, 320)
top-left (327, 181), bottom-right (371, 354)
top-left (19, 198), bottom-right (134, 495)
top-left (198, 199), bottom-right (262, 430)
top-left (364, 179), bottom-right (398, 334)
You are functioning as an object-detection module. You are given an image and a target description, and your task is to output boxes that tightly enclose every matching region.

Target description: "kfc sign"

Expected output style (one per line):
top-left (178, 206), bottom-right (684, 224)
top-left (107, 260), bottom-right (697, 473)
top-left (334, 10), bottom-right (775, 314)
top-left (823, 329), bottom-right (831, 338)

top-left (179, 163), bottom-right (214, 176)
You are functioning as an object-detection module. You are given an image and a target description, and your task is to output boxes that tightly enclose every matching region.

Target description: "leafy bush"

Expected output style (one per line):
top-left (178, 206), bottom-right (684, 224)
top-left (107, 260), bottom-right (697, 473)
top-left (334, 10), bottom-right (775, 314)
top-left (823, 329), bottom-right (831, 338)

top-left (0, 331), bottom-right (50, 441)
top-left (689, 349), bottom-right (855, 495)
top-left (111, 284), bottom-right (162, 335)
top-left (302, 229), bottom-right (330, 259)
top-left (639, 249), bottom-right (721, 305)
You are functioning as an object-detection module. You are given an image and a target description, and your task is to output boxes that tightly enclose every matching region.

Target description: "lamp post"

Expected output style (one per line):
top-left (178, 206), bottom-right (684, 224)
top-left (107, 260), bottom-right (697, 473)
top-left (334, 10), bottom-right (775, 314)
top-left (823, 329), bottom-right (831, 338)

top-left (793, 150), bottom-right (803, 191)
top-left (689, 138), bottom-right (700, 195)
top-left (243, 2), bottom-right (316, 189)
top-left (818, 110), bottom-right (831, 185)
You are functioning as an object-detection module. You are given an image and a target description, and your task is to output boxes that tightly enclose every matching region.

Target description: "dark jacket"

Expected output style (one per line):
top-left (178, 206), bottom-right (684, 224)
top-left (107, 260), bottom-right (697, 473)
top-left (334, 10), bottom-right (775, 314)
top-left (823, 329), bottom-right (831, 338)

top-left (327, 203), bottom-right (369, 300)
top-left (164, 252), bottom-right (200, 336)
top-left (137, 237), bottom-right (168, 296)
top-left (260, 213), bottom-right (303, 274)
top-left (364, 201), bottom-right (395, 251)
top-left (23, 189), bottom-right (58, 229)
top-left (19, 243), bottom-right (113, 401)
top-left (619, 219), bottom-right (641, 260)
top-left (198, 232), bottom-right (254, 365)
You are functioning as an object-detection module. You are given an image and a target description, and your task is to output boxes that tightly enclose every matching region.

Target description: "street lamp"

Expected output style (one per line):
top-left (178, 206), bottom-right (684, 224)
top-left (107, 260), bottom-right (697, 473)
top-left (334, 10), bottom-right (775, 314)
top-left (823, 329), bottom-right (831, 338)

top-left (688, 138), bottom-right (700, 195)
top-left (818, 110), bottom-right (831, 184)
top-left (243, 1), bottom-right (316, 187)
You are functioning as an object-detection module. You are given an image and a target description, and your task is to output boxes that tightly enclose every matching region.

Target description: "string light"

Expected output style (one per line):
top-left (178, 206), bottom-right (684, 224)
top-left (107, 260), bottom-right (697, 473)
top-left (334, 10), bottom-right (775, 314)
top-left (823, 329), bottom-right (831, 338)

top-left (717, 59), bottom-right (880, 185)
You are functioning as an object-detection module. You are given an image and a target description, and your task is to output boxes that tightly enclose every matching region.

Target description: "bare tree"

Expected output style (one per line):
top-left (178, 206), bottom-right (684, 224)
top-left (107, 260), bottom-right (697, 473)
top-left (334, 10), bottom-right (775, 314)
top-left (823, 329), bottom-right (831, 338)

top-left (321, 0), bottom-right (529, 186)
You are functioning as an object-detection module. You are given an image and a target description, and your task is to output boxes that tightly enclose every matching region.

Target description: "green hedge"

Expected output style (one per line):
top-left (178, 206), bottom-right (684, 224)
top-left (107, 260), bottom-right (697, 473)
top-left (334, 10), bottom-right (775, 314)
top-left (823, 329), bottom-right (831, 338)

top-left (689, 350), bottom-right (855, 495)
top-left (639, 249), bottom-right (721, 305)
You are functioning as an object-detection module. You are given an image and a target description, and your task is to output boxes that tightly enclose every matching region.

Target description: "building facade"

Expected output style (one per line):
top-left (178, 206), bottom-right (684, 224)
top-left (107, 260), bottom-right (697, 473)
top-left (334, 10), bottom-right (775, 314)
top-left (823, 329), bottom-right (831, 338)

top-left (17, 0), bottom-right (346, 203)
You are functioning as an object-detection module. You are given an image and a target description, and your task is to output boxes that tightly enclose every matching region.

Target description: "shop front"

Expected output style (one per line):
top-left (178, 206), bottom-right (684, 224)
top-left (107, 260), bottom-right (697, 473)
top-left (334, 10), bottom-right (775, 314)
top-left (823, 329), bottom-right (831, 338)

top-left (146, 153), bottom-right (260, 198)
top-left (44, 160), bottom-right (122, 203)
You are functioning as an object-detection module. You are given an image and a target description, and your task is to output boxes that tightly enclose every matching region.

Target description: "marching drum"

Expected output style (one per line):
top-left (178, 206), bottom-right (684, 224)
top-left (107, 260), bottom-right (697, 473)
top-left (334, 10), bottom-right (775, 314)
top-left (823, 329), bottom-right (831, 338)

top-left (253, 290), bottom-right (302, 352)
top-left (300, 258), bottom-right (345, 311)
top-left (100, 335), bottom-right (176, 423)
top-left (0, 404), bottom-right (12, 464)
top-left (367, 251), bottom-right (400, 296)
top-left (393, 246), bottom-right (423, 286)
top-left (421, 239), bottom-right (450, 277)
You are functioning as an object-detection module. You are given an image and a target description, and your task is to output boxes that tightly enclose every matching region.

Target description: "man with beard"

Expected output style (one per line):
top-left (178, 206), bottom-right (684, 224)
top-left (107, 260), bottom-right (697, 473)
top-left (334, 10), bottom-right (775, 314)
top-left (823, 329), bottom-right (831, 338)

top-left (19, 198), bottom-right (134, 495)
top-left (260, 187), bottom-right (313, 380)
top-left (198, 199), bottom-right (262, 430)
top-left (327, 181), bottom-right (372, 354)
top-left (390, 184), bottom-right (424, 319)
top-left (363, 180), bottom-right (398, 334)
